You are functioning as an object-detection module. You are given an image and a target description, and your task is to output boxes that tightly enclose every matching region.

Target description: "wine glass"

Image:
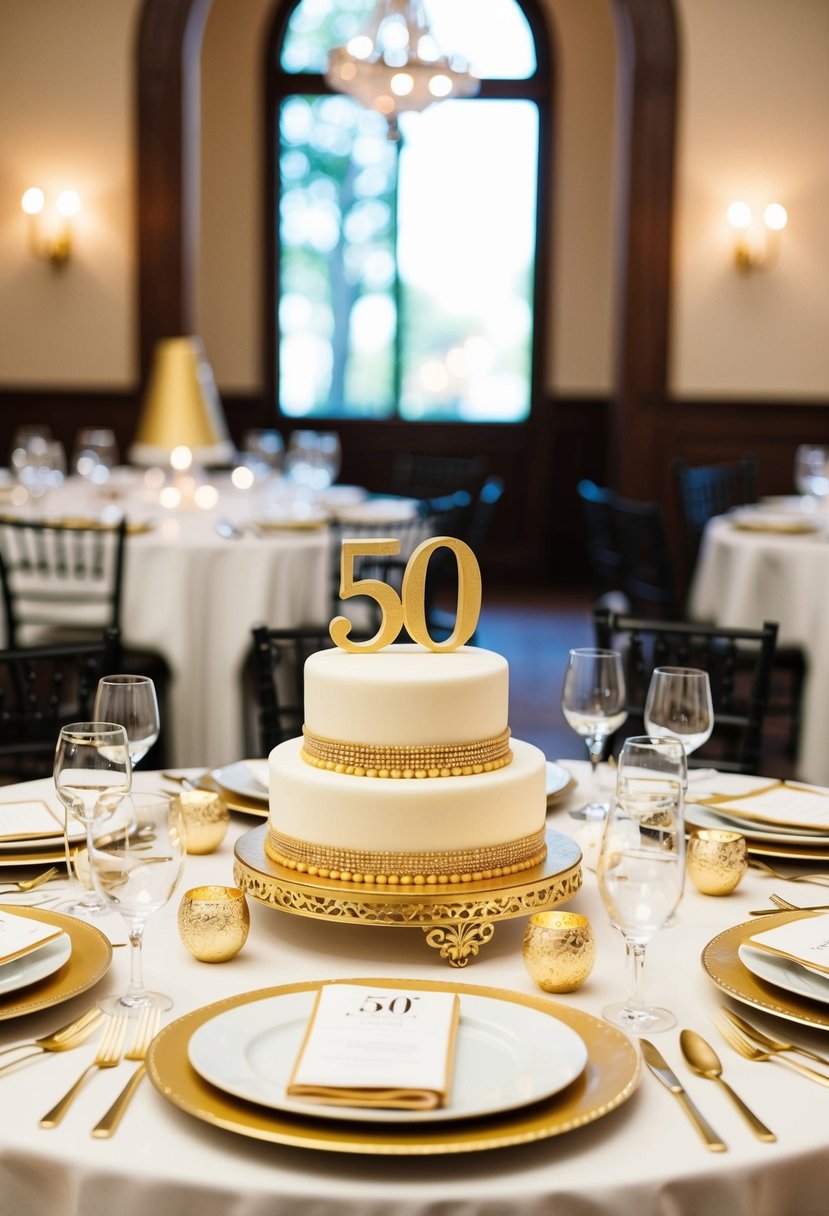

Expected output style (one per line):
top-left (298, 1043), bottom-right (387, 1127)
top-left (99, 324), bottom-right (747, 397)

top-left (596, 735), bottom-right (686, 1033)
top-left (644, 667), bottom-right (714, 767)
top-left (88, 790), bottom-right (186, 1015)
top-left (93, 675), bottom-right (160, 767)
top-left (53, 722), bottom-right (132, 918)
top-left (561, 648), bottom-right (627, 817)
top-left (794, 445), bottom-right (829, 503)
top-left (72, 427), bottom-right (118, 487)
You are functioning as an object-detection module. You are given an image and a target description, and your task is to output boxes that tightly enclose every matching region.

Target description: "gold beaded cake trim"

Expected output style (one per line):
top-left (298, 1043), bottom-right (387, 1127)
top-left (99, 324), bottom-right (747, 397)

top-left (300, 726), bottom-right (512, 778)
top-left (264, 826), bottom-right (547, 885)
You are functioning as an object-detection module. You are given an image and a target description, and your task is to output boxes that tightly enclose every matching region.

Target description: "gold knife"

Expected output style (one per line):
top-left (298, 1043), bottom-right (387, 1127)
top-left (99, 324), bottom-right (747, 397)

top-left (640, 1039), bottom-right (727, 1152)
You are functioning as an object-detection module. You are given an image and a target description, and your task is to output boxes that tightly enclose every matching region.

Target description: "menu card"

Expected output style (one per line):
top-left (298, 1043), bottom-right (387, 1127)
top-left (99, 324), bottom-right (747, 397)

top-left (286, 984), bottom-right (460, 1110)
top-left (0, 911), bottom-right (65, 967)
top-left (749, 914), bottom-right (829, 978)
top-left (0, 800), bottom-right (63, 842)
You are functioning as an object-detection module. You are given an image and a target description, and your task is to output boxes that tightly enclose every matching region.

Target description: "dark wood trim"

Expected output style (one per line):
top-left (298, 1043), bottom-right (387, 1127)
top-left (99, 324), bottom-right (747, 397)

top-left (136, 0), bottom-right (213, 381)
top-left (610, 0), bottom-right (678, 501)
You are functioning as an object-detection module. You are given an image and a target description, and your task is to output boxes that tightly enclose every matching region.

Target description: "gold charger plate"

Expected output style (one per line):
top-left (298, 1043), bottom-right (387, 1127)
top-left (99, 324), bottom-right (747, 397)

top-left (0, 903), bottom-right (112, 1021)
top-left (211, 782), bottom-right (267, 819)
top-left (0, 847), bottom-right (69, 869)
top-left (146, 977), bottom-right (640, 1155)
top-left (702, 910), bottom-right (829, 1031)
top-left (730, 519), bottom-right (821, 535)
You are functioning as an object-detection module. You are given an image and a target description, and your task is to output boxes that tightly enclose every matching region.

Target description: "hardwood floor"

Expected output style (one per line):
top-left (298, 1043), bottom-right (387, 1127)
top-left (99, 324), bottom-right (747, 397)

top-left (476, 586), bottom-right (594, 763)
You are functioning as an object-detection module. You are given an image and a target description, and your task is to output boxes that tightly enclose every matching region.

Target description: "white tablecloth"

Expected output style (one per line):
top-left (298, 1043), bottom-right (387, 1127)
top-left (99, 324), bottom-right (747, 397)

top-left (688, 513), bottom-right (829, 784)
top-left (2, 764), bottom-right (829, 1215)
top-left (2, 473), bottom-right (331, 768)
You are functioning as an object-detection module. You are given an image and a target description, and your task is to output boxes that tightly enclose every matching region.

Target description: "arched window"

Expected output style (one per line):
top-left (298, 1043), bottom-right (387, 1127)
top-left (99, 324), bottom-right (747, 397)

top-left (266, 0), bottom-right (551, 423)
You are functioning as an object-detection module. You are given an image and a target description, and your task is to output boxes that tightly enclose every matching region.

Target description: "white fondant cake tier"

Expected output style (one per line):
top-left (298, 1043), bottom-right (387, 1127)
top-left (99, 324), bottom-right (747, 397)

top-left (303, 644), bottom-right (508, 746)
top-left (267, 736), bottom-right (546, 855)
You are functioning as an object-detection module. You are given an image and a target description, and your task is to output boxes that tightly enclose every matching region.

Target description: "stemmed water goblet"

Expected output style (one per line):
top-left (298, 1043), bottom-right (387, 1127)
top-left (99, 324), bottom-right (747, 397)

top-left (88, 790), bottom-right (186, 1015)
top-left (644, 666), bottom-right (713, 775)
top-left (561, 648), bottom-right (627, 817)
top-left (596, 735), bottom-right (686, 1033)
top-left (794, 445), bottom-right (829, 503)
top-left (93, 674), bottom-right (160, 768)
top-left (53, 722), bottom-right (132, 918)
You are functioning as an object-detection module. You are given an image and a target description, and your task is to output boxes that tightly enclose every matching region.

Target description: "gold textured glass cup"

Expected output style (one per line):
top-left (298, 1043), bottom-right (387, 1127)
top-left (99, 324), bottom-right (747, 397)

top-left (178, 885), bottom-right (250, 962)
top-left (172, 790), bottom-right (230, 855)
top-left (687, 828), bottom-right (748, 895)
top-left (522, 911), bottom-right (596, 993)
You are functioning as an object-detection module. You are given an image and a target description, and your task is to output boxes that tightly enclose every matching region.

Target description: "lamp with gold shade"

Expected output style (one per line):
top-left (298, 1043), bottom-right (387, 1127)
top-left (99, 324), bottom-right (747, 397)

top-left (130, 337), bottom-right (235, 467)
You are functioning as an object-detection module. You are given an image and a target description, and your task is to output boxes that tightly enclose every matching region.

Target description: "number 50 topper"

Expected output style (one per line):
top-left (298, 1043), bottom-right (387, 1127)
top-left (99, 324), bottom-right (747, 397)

top-left (329, 536), bottom-right (482, 654)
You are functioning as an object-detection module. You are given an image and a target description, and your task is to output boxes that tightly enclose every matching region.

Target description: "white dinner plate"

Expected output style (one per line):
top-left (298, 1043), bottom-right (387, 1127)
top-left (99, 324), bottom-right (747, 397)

top-left (212, 760), bottom-right (269, 803)
top-left (738, 943), bottom-right (829, 1007)
top-left (187, 990), bottom-right (588, 1124)
top-left (685, 802), bottom-right (828, 845)
top-left (729, 507), bottom-right (824, 535)
top-left (330, 496), bottom-right (419, 524)
top-left (317, 485), bottom-right (367, 510)
top-left (546, 761), bottom-right (573, 804)
top-left (0, 931), bottom-right (72, 997)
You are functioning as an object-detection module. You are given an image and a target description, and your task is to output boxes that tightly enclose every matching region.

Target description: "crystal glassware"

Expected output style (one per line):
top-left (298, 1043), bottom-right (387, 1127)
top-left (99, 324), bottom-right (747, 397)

top-left (794, 445), bottom-right (829, 502)
top-left (596, 735), bottom-right (686, 1033)
top-left (93, 674), bottom-right (160, 767)
top-left (53, 721), bottom-right (132, 918)
top-left (644, 666), bottom-right (714, 765)
top-left (89, 790), bottom-right (186, 1015)
top-left (561, 647), bottom-right (627, 816)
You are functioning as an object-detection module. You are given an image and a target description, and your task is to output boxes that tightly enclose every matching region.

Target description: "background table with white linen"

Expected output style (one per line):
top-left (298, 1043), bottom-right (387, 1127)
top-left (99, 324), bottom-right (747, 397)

top-left (2, 472), bottom-right (331, 769)
top-left (2, 763), bottom-right (829, 1216)
top-left (688, 511), bottom-right (829, 784)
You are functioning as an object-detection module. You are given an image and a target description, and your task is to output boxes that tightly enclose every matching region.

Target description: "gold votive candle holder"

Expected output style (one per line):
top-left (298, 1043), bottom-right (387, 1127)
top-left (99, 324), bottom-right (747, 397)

top-left (178, 885), bottom-right (250, 962)
top-left (522, 911), bottom-right (596, 993)
top-left (687, 828), bottom-right (748, 895)
top-left (173, 790), bottom-right (230, 855)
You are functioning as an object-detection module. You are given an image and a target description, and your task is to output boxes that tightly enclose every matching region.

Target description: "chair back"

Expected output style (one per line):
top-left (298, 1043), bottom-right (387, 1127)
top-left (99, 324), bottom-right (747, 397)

top-left (577, 480), bottom-right (626, 607)
top-left (0, 628), bottom-right (122, 780)
top-left (390, 454), bottom-right (489, 502)
top-left (250, 624), bottom-right (337, 755)
top-left (674, 457), bottom-right (758, 571)
top-left (0, 517), bottom-right (126, 647)
top-left (608, 495), bottom-right (678, 618)
top-left (593, 606), bottom-right (778, 774)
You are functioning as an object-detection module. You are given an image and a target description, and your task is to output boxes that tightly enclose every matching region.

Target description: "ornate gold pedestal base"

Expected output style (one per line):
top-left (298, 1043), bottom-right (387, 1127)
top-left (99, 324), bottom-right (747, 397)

top-left (233, 826), bottom-right (582, 967)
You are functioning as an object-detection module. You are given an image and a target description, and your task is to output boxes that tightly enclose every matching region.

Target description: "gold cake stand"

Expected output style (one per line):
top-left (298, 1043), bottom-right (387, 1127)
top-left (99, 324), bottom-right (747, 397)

top-left (233, 825), bottom-right (582, 967)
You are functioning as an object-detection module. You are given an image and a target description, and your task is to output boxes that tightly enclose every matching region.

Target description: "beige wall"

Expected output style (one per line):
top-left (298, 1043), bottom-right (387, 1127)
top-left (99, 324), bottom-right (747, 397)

top-left (0, 0), bottom-right (826, 401)
top-left (0, 0), bottom-right (139, 387)
top-left (673, 0), bottom-right (829, 397)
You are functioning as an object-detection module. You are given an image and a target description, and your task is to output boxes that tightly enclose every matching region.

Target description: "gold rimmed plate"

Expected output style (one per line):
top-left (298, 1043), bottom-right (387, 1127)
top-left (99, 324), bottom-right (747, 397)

top-left (0, 903), bottom-right (112, 1021)
top-left (702, 911), bottom-right (829, 1031)
top-left (546, 762), bottom-right (575, 807)
top-left (147, 977), bottom-right (640, 1155)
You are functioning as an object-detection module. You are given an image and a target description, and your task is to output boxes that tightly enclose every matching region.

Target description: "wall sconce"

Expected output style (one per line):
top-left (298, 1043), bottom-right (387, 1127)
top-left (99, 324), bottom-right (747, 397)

top-left (21, 187), bottom-right (81, 268)
top-left (726, 199), bottom-right (787, 273)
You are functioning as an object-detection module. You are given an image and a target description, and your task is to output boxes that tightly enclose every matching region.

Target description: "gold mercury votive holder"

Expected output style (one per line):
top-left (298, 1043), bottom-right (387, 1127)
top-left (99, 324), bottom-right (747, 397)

top-left (687, 828), bottom-right (748, 895)
top-left (173, 790), bottom-right (230, 855)
top-left (178, 885), bottom-right (250, 962)
top-left (522, 911), bottom-right (596, 993)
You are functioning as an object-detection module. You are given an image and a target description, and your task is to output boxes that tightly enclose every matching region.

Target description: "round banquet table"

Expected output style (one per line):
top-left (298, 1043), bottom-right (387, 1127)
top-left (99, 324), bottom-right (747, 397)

top-left (688, 510), bottom-right (829, 785)
top-left (2, 764), bottom-right (829, 1216)
top-left (0, 471), bottom-right (331, 769)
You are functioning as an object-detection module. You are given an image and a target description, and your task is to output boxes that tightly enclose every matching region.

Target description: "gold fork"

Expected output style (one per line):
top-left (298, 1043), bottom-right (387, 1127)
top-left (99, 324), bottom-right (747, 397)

top-left (91, 1004), bottom-right (162, 1138)
top-left (39, 1013), bottom-right (128, 1128)
top-left (0, 1006), bottom-right (104, 1071)
top-left (714, 1014), bottom-right (829, 1087)
top-left (0, 866), bottom-right (61, 894)
top-left (720, 1007), bottom-right (829, 1070)
top-left (749, 859), bottom-right (829, 886)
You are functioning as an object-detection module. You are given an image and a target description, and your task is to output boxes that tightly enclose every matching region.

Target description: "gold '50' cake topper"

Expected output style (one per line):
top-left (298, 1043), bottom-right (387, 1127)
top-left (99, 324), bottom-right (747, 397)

top-left (330, 536), bottom-right (481, 654)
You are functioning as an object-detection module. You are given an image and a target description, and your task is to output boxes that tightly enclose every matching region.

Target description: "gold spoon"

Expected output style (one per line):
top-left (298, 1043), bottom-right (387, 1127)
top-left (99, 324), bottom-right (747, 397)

top-left (679, 1028), bottom-right (776, 1142)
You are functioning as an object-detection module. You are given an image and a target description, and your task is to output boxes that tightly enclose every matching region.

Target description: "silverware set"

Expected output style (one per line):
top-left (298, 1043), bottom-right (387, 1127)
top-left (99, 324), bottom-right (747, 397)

top-left (642, 1006), bottom-right (829, 1148)
top-left (0, 1003), bottom-right (162, 1135)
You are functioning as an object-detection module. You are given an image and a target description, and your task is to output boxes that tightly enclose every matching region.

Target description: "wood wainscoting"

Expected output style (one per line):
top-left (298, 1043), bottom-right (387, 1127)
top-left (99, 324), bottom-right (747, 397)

top-left (1, 387), bottom-right (826, 589)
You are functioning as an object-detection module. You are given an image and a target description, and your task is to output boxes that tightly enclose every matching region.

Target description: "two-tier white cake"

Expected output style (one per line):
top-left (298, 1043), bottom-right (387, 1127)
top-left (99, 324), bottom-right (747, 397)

top-left (265, 643), bottom-right (548, 886)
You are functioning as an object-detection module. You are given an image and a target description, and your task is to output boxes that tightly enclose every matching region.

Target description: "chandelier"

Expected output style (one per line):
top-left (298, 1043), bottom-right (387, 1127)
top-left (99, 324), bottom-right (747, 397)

top-left (325, 0), bottom-right (479, 141)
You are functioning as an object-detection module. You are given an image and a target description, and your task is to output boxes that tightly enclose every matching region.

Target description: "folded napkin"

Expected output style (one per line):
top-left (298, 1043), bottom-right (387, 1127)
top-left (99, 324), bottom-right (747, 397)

top-left (0, 910), bottom-right (64, 967)
top-left (694, 781), bottom-right (829, 831)
top-left (0, 800), bottom-right (65, 843)
top-left (749, 914), bottom-right (829, 979)
top-left (286, 984), bottom-right (460, 1111)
